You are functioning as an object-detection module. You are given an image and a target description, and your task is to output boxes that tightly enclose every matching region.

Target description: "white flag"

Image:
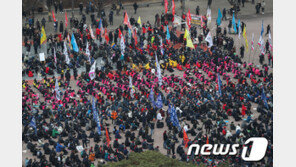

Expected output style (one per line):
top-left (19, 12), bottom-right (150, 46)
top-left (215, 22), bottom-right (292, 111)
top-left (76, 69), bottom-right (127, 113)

top-left (260, 38), bottom-right (265, 54)
top-left (205, 32), bottom-right (213, 48)
top-left (55, 79), bottom-right (60, 100)
top-left (64, 41), bottom-right (70, 64)
top-left (155, 54), bottom-right (162, 86)
top-left (85, 42), bottom-right (91, 62)
top-left (89, 60), bottom-right (96, 80)
top-left (129, 76), bottom-right (134, 98)
top-left (268, 31), bottom-right (272, 51)
top-left (53, 48), bottom-right (57, 65)
top-left (89, 25), bottom-right (95, 39)
top-left (251, 33), bottom-right (254, 51)
top-left (120, 36), bottom-right (125, 56)
top-left (206, 8), bottom-right (211, 23)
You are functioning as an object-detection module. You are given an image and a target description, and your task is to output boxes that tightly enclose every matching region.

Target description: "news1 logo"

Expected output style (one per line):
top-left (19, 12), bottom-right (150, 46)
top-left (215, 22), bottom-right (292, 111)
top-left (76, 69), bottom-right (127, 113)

top-left (187, 137), bottom-right (268, 161)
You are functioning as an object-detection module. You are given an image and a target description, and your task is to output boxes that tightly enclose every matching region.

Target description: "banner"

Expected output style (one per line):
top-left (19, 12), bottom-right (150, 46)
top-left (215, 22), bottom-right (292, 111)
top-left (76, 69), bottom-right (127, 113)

top-left (190, 14), bottom-right (203, 26)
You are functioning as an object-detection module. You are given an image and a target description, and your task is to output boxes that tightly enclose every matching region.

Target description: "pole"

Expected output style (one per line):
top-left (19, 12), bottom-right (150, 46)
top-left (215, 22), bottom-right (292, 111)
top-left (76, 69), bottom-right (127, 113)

top-left (72, 0), bottom-right (74, 19)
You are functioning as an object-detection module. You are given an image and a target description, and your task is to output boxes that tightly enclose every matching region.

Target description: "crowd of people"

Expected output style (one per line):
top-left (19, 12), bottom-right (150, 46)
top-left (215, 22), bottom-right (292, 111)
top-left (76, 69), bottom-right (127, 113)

top-left (22, 2), bottom-right (273, 167)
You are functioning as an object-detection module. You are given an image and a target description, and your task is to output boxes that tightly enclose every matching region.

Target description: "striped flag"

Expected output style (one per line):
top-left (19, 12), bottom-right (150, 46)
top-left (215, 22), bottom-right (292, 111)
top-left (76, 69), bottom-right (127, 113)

top-left (92, 97), bottom-right (101, 135)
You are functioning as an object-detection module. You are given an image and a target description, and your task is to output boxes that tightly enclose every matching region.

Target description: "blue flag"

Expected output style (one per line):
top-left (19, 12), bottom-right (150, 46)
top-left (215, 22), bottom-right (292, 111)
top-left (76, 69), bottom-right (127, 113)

top-left (169, 104), bottom-right (180, 130)
top-left (232, 14), bottom-right (237, 33)
top-left (166, 26), bottom-right (170, 40)
top-left (71, 33), bottom-right (79, 52)
top-left (92, 98), bottom-right (101, 135)
top-left (217, 8), bottom-right (222, 26)
top-left (29, 116), bottom-right (37, 135)
top-left (260, 20), bottom-right (264, 36)
top-left (98, 19), bottom-right (102, 29)
top-left (149, 87), bottom-right (155, 107)
top-left (261, 88), bottom-right (269, 109)
top-left (218, 74), bottom-right (222, 96)
top-left (155, 94), bottom-right (163, 109)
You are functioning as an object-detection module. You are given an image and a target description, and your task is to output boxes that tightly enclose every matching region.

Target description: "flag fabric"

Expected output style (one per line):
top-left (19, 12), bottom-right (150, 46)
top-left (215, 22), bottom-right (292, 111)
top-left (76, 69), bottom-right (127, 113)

top-left (118, 29), bottom-right (122, 39)
top-left (53, 47), bottom-right (57, 65)
top-left (217, 8), bottom-right (222, 26)
top-left (164, 0), bottom-right (168, 14)
top-left (89, 25), bottom-right (95, 39)
top-left (205, 32), bottom-right (213, 48)
top-left (137, 16), bottom-right (142, 27)
top-left (186, 9), bottom-right (192, 29)
top-left (129, 76), bottom-right (134, 98)
top-left (232, 13), bottom-right (236, 33)
top-left (261, 88), bottom-right (269, 109)
top-left (238, 19), bottom-right (241, 39)
top-left (251, 33), bottom-right (255, 51)
top-left (206, 8), bottom-right (211, 23)
top-left (29, 116), bottom-right (37, 135)
top-left (217, 74), bottom-right (222, 96)
top-left (64, 41), bottom-right (70, 64)
top-left (260, 38), bottom-right (265, 54)
top-left (85, 42), bottom-right (91, 62)
top-left (105, 127), bottom-right (110, 147)
top-left (168, 104), bottom-right (180, 129)
top-left (71, 33), bottom-right (79, 52)
top-left (40, 26), bottom-right (47, 44)
top-left (184, 28), bottom-right (189, 40)
top-left (104, 29), bottom-right (109, 43)
top-left (206, 136), bottom-right (209, 144)
top-left (186, 33), bottom-right (195, 49)
top-left (65, 12), bottom-right (68, 28)
top-left (120, 36), bottom-right (125, 57)
top-left (149, 87), bottom-right (155, 104)
top-left (172, 0), bottom-right (175, 16)
top-left (183, 129), bottom-right (189, 148)
top-left (243, 26), bottom-right (249, 51)
top-left (89, 61), bottom-right (96, 80)
top-left (52, 11), bottom-right (56, 22)
top-left (155, 54), bottom-right (162, 86)
top-left (92, 97), bottom-right (101, 135)
top-left (268, 31), bottom-right (273, 51)
top-left (258, 20), bottom-right (264, 46)
top-left (55, 79), bottom-right (60, 100)
top-left (166, 26), bottom-right (170, 40)
top-left (124, 12), bottom-right (131, 29)
top-left (155, 94), bottom-right (163, 109)
top-left (98, 19), bottom-right (102, 29)
top-left (160, 38), bottom-right (164, 55)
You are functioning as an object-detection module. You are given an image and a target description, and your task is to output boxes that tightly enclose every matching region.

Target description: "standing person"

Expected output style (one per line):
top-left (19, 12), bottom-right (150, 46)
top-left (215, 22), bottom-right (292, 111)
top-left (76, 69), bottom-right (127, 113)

top-left (59, 21), bottom-right (64, 33)
top-left (265, 24), bottom-right (271, 36)
top-left (109, 11), bottom-right (113, 26)
top-left (73, 67), bottom-right (78, 80)
top-left (41, 17), bottom-right (46, 28)
top-left (261, 0), bottom-right (265, 14)
top-left (222, 8), bottom-right (227, 21)
top-left (195, 6), bottom-right (200, 15)
top-left (54, 1), bottom-right (58, 14)
top-left (79, 2), bottom-right (84, 15)
top-left (240, 45), bottom-right (245, 58)
top-left (65, 70), bottom-right (70, 82)
top-left (59, 1), bottom-right (64, 13)
top-left (133, 2), bottom-right (138, 14)
top-left (242, 0), bottom-right (245, 7)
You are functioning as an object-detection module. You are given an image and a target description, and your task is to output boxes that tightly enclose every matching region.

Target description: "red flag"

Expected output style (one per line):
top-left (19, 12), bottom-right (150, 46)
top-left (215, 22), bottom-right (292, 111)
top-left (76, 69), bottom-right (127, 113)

top-left (118, 29), bottom-right (122, 39)
top-left (206, 136), bottom-right (209, 144)
top-left (105, 127), bottom-right (110, 147)
top-left (183, 129), bottom-right (189, 148)
top-left (105, 29), bottom-right (109, 43)
top-left (134, 29), bottom-right (138, 46)
top-left (52, 11), bottom-right (56, 22)
top-left (172, 0), bottom-right (175, 16)
top-left (242, 104), bottom-right (246, 116)
top-left (65, 12), bottom-right (68, 28)
top-left (164, 0), bottom-right (168, 14)
top-left (124, 12), bottom-right (129, 25)
top-left (186, 9), bottom-right (192, 29)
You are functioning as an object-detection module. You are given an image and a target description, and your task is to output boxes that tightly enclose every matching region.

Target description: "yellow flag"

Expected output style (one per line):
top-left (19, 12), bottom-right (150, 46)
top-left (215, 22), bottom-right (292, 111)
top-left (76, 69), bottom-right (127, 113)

top-left (40, 26), bottom-right (47, 44)
top-left (184, 28), bottom-right (189, 40)
top-left (169, 59), bottom-right (178, 67)
top-left (186, 36), bottom-right (195, 49)
top-left (137, 16), bottom-right (142, 27)
top-left (243, 27), bottom-right (248, 52)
